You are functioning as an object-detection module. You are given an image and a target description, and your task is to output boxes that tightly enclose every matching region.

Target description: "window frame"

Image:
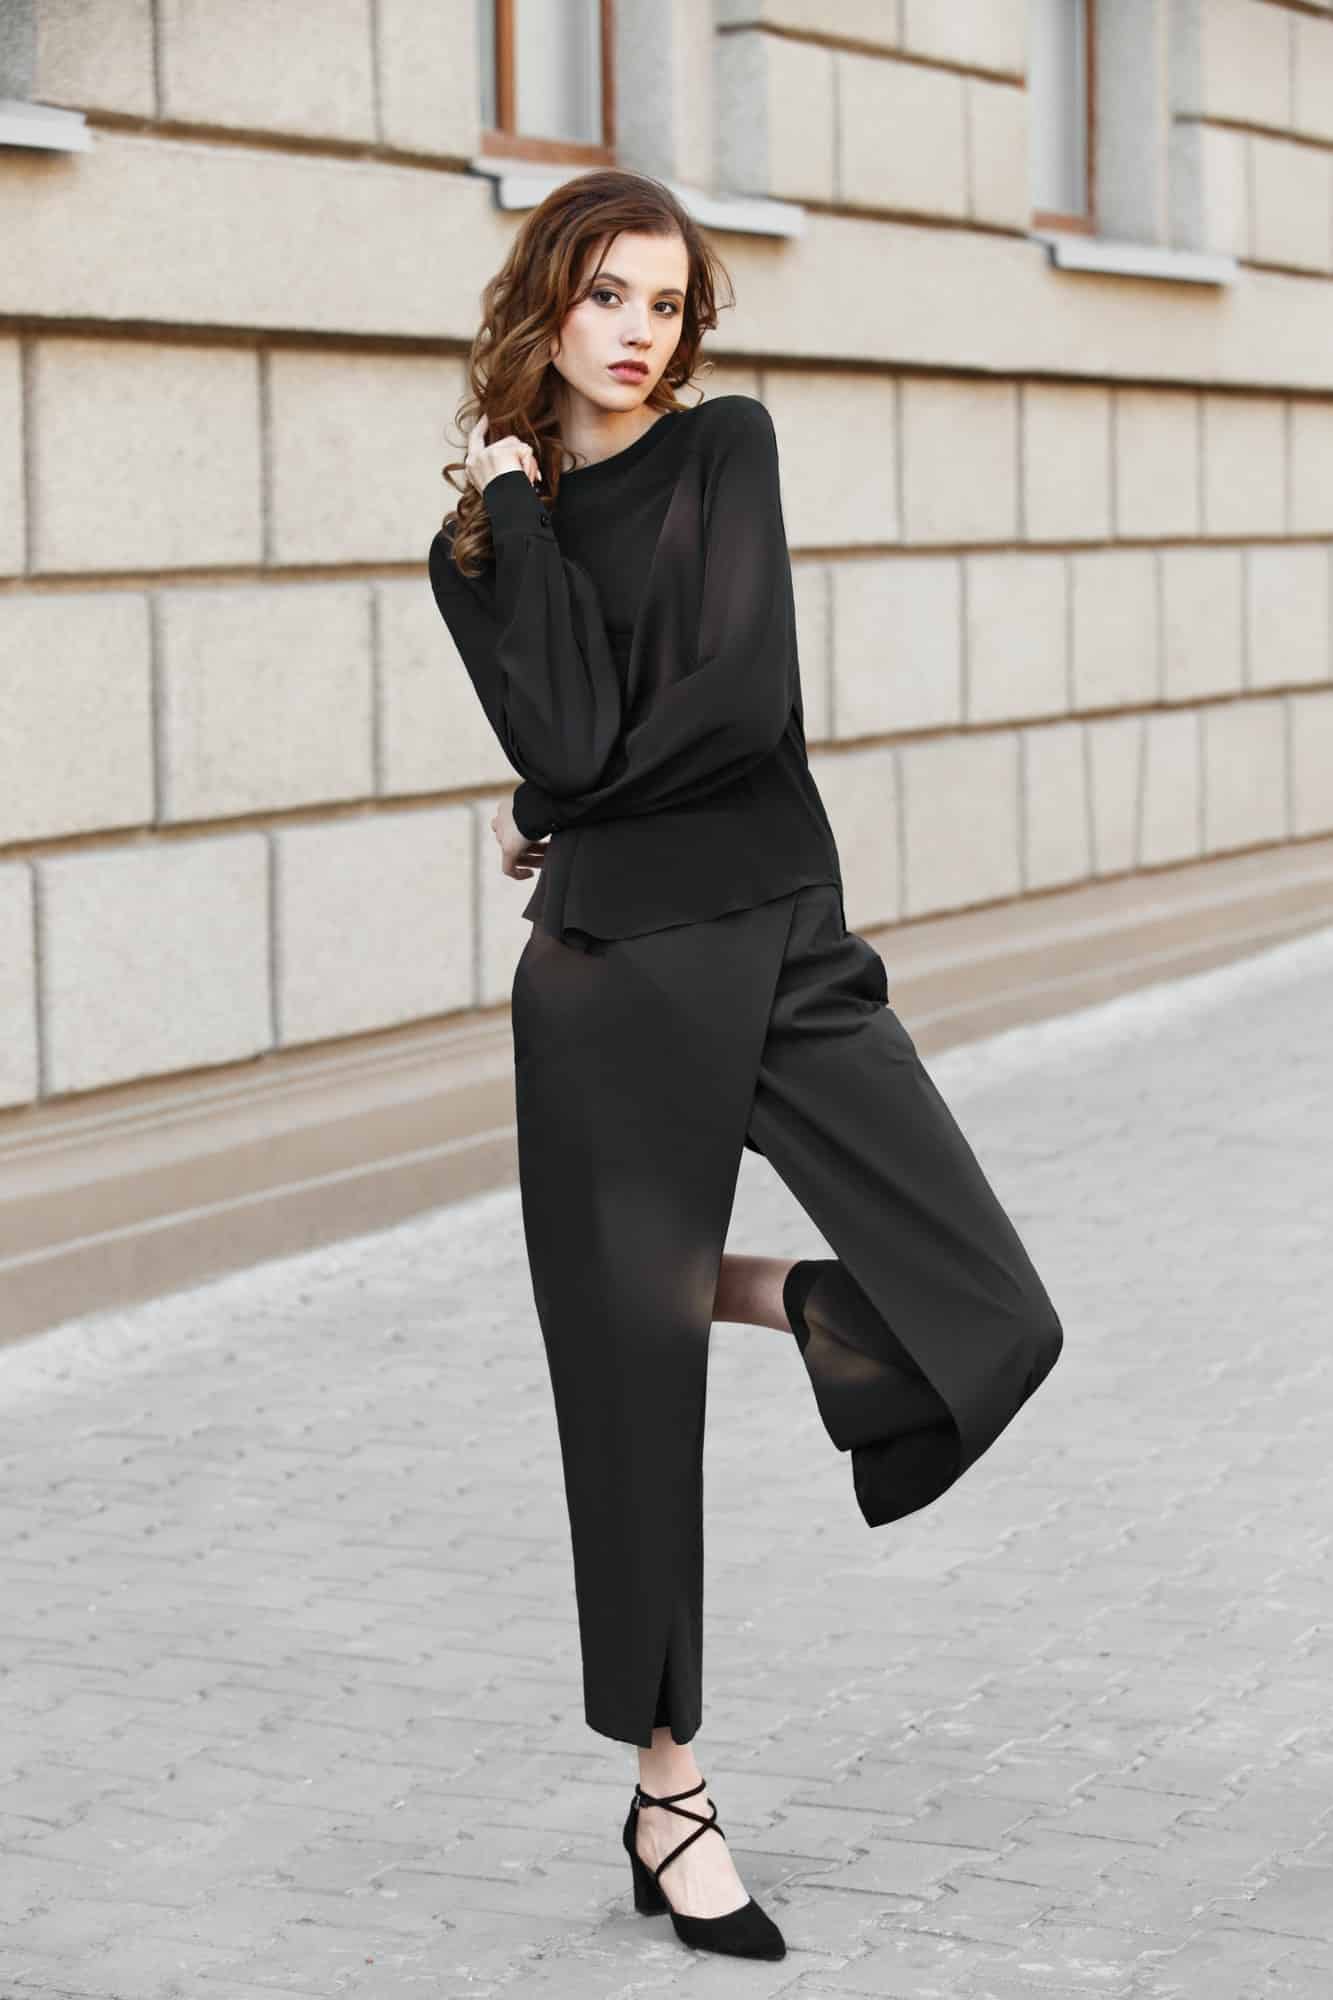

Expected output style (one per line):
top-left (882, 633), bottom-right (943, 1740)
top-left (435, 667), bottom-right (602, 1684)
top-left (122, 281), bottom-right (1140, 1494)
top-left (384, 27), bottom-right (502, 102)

top-left (477, 0), bottom-right (617, 167)
top-left (1030, 0), bottom-right (1098, 237)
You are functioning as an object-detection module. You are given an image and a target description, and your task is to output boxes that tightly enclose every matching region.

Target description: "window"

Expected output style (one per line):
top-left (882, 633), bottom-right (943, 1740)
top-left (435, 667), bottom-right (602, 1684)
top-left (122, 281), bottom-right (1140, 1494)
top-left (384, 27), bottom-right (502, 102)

top-left (1029, 0), bottom-right (1096, 232)
top-left (478, 0), bottom-right (616, 165)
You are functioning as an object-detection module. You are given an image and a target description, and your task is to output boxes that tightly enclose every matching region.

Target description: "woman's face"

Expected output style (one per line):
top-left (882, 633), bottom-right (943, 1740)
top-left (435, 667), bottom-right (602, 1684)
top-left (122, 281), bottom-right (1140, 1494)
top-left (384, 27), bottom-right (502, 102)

top-left (549, 230), bottom-right (690, 412)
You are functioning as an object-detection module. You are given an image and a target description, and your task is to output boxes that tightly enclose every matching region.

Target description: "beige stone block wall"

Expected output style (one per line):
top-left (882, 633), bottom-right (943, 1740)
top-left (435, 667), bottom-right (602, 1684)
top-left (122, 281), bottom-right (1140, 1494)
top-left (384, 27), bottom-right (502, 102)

top-left (1202, 697), bottom-right (1287, 851)
top-left (1195, 124), bottom-right (1251, 259)
top-left (1162, 548), bottom-right (1246, 700)
top-left (31, 340), bottom-right (263, 574)
top-left (901, 0), bottom-right (1027, 76)
top-left (1022, 722), bottom-right (1090, 892)
top-left (1290, 689), bottom-right (1333, 835)
top-left (832, 556), bottom-right (962, 739)
top-left (156, 0), bottom-right (377, 141)
top-left (900, 379), bottom-right (1018, 545)
top-left (0, 594), bottom-right (153, 844)
top-left (791, 562), bottom-right (832, 745)
top-left (810, 744), bottom-right (900, 934)
top-left (377, 0), bottom-right (481, 158)
top-left (965, 554), bottom-right (1067, 724)
top-left (0, 336), bottom-right (24, 577)
top-left (34, 0), bottom-right (156, 117)
top-left (1114, 390), bottom-right (1200, 540)
top-left (1087, 715), bottom-right (1143, 876)
top-left (714, 31), bottom-right (835, 204)
top-left (1246, 548), bottom-right (1332, 690)
top-left (1022, 384), bottom-right (1112, 543)
top-left (1201, 395), bottom-right (1286, 536)
top-left (900, 733), bottom-right (1020, 916)
top-left (836, 52), bottom-right (968, 218)
top-left (966, 77), bottom-right (1029, 230)
top-left (158, 583), bottom-right (375, 821)
top-left (1290, 403), bottom-right (1333, 532)
top-left (273, 808), bottom-right (472, 1045)
top-left (38, 835), bottom-right (271, 1096)
top-left (1195, 0), bottom-right (1293, 127)
top-left (714, 1), bottom-right (894, 45)
top-left (1250, 138), bottom-right (1333, 275)
top-left (269, 351), bottom-right (461, 567)
top-left (766, 372), bottom-right (898, 548)
top-left (1070, 551), bottom-right (1159, 712)
top-left (1293, 15), bottom-right (1333, 144)
top-left (0, 865), bottom-right (37, 1110)
top-left (1141, 710), bottom-right (1203, 867)
top-left (377, 578), bottom-right (515, 799)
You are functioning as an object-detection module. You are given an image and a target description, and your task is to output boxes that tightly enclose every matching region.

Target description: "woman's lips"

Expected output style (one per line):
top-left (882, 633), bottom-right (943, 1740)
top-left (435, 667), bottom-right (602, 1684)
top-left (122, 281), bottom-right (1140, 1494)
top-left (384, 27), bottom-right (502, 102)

top-left (609, 363), bottom-right (648, 378)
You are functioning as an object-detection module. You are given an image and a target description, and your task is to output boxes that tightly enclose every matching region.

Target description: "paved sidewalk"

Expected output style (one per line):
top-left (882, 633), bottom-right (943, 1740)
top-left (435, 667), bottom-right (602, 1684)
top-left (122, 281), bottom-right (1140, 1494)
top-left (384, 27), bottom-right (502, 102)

top-left (2, 925), bottom-right (1332, 2000)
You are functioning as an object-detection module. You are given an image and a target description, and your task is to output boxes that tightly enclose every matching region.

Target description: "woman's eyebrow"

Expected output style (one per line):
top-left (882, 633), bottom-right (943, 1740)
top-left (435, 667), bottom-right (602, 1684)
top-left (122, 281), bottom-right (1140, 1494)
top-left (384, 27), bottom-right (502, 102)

top-left (591, 269), bottom-right (686, 300)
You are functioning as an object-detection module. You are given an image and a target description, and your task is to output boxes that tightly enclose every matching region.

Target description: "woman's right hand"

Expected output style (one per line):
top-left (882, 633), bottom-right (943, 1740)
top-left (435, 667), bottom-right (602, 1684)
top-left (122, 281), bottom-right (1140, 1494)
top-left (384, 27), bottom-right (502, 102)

top-left (465, 413), bottom-right (541, 497)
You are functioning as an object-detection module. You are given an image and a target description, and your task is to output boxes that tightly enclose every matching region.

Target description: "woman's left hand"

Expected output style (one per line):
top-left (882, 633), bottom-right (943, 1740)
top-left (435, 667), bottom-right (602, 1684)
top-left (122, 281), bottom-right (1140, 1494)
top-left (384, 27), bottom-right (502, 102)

top-left (492, 794), bottom-right (548, 879)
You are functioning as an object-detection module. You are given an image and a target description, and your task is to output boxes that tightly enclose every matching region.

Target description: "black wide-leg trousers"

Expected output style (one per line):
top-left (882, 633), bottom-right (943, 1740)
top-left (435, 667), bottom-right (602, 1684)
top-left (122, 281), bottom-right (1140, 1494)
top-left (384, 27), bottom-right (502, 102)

top-left (509, 883), bottom-right (1063, 1749)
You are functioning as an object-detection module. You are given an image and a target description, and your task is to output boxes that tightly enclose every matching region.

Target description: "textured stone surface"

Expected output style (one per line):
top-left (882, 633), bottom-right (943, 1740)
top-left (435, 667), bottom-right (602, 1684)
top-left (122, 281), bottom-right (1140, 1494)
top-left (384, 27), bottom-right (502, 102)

top-left (3, 922), bottom-right (1333, 1994)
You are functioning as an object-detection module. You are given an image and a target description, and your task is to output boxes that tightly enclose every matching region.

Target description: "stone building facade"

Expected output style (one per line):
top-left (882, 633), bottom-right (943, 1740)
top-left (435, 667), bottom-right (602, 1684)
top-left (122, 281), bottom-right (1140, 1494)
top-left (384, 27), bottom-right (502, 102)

top-left (1, 0), bottom-right (1330, 1330)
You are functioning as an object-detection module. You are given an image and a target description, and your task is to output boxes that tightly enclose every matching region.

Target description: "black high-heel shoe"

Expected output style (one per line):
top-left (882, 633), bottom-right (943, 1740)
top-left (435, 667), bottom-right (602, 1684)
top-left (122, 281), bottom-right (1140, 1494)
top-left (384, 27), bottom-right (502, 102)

top-left (622, 1776), bottom-right (786, 1960)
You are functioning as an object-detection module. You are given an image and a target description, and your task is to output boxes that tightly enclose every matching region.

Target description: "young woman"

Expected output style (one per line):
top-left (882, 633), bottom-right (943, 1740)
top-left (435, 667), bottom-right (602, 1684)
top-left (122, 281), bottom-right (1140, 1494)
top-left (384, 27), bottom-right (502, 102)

top-left (429, 168), bottom-right (1064, 1964)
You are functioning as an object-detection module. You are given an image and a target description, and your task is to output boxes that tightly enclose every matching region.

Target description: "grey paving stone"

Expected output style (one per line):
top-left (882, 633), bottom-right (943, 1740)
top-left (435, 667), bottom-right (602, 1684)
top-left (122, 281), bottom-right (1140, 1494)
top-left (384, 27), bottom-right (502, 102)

top-left (1, 923), bottom-right (1332, 1998)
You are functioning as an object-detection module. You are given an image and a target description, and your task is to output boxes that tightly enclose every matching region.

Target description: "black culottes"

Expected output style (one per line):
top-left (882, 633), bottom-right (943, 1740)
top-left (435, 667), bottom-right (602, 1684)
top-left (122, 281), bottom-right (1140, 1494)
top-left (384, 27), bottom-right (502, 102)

top-left (510, 882), bottom-right (1063, 1749)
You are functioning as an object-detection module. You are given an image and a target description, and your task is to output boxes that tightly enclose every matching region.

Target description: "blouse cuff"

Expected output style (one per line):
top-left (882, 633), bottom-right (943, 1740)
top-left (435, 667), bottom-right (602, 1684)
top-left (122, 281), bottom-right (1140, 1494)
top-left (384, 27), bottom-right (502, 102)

top-left (483, 467), bottom-right (551, 539)
top-left (512, 781), bottom-right (561, 841)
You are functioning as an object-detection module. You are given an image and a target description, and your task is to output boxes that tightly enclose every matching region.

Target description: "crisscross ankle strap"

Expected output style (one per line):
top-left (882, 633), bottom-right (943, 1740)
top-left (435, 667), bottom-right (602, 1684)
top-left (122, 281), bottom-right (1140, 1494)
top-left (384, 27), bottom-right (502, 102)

top-left (633, 1776), bottom-right (724, 1882)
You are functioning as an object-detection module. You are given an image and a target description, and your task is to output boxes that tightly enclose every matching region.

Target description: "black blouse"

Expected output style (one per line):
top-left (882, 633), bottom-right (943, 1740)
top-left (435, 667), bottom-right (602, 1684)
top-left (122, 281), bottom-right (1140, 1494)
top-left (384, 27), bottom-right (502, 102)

top-left (427, 393), bottom-right (844, 952)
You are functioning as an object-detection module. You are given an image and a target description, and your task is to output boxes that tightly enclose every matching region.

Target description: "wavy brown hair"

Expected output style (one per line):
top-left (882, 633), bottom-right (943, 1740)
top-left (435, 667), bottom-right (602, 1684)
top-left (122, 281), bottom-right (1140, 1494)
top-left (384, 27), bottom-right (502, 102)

top-left (440, 168), bottom-right (734, 579)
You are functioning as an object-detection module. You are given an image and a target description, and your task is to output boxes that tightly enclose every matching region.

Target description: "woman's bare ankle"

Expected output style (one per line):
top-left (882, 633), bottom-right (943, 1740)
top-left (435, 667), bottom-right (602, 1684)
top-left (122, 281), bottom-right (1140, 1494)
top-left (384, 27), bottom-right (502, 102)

top-left (637, 1725), bottom-right (701, 1797)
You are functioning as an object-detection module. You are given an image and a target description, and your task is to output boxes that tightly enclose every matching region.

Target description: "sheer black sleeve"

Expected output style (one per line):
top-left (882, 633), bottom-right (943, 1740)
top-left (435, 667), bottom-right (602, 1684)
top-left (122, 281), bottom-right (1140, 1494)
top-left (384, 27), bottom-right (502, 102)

top-left (427, 469), bottom-right (623, 835)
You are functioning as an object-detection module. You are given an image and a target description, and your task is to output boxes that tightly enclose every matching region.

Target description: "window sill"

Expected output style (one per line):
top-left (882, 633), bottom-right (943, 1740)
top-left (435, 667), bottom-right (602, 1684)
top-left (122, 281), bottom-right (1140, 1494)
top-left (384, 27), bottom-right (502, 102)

top-left (1031, 229), bottom-right (1237, 286)
top-left (0, 98), bottom-right (92, 152)
top-left (469, 155), bottom-right (806, 238)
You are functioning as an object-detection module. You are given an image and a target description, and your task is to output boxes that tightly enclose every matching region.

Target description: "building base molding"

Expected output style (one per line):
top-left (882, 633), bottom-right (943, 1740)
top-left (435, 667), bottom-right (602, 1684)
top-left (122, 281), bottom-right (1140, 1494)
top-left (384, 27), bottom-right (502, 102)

top-left (3, 837), bottom-right (1331, 1348)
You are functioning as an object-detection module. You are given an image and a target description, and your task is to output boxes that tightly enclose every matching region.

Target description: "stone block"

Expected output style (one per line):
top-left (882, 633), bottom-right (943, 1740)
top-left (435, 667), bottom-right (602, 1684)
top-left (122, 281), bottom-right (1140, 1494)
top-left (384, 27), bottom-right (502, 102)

top-left (31, 339), bottom-right (262, 574)
top-left (0, 592), bottom-right (153, 844)
top-left (1022, 721), bottom-right (1089, 891)
top-left (157, 0), bottom-right (377, 141)
top-left (1022, 383), bottom-right (1112, 543)
top-left (1070, 550), bottom-right (1159, 710)
top-left (1201, 394), bottom-right (1286, 536)
top-left (38, 835), bottom-right (271, 1095)
top-left (832, 555), bottom-right (962, 738)
top-left (714, 1), bottom-right (894, 46)
top-left (1140, 709), bottom-right (1203, 867)
top-left (1202, 696), bottom-right (1287, 851)
top-left (899, 731), bottom-right (1020, 915)
top-left (377, 577), bottom-right (514, 798)
top-left (965, 553), bottom-right (1067, 724)
top-left (966, 77), bottom-right (1029, 229)
top-left (764, 371), bottom-right (898, 548)
top-left (34, 0), bottom-right (155, 117)
top-left (837, 51), bottom-right (967, 217)
top-left (715, 29), bottom-right (835, 203)
top-left (0, 336), bottom-right (23, 576)
top-left (901, 0), bottom-right (1027, 76)
top-left (1087, 714), bottom-right (1143, 875)
top-left (1114, 389), bottom-right (1200, 539)
top-left (792, 560), bottom-right (832, 745)
top-left (1196, 0), bottom-right (1293, 127)
top-left (1162, 548), bottom-right (1245, 700)
top-left (1194, 123), bottom-right (1251, 258)
top-left (1290, 402), bottom-right (1333, 532)
top-left (0, 864), bottom-right (37, 1108)
top-left (1246, 546), bottom-right (1331, 690)
top-left (900, 378), bottom-right (1018, 545)
top-left (1251, 136), bottom-right (1333, 274)
top-left (273, 807), bottom-right (472, 1044)
top-left (1290, 689), bottom-right (1333, 835)
top-left (808, 743), bottom-right (900, 933)
top-left (1293, 14), bottom-right (1333, 143)
top-left (158, 583), bottom-right (374, 820)
top-left (269, 351), bottom-right (462, 566)
top-left (377, 0), bottom-right (481, 157)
